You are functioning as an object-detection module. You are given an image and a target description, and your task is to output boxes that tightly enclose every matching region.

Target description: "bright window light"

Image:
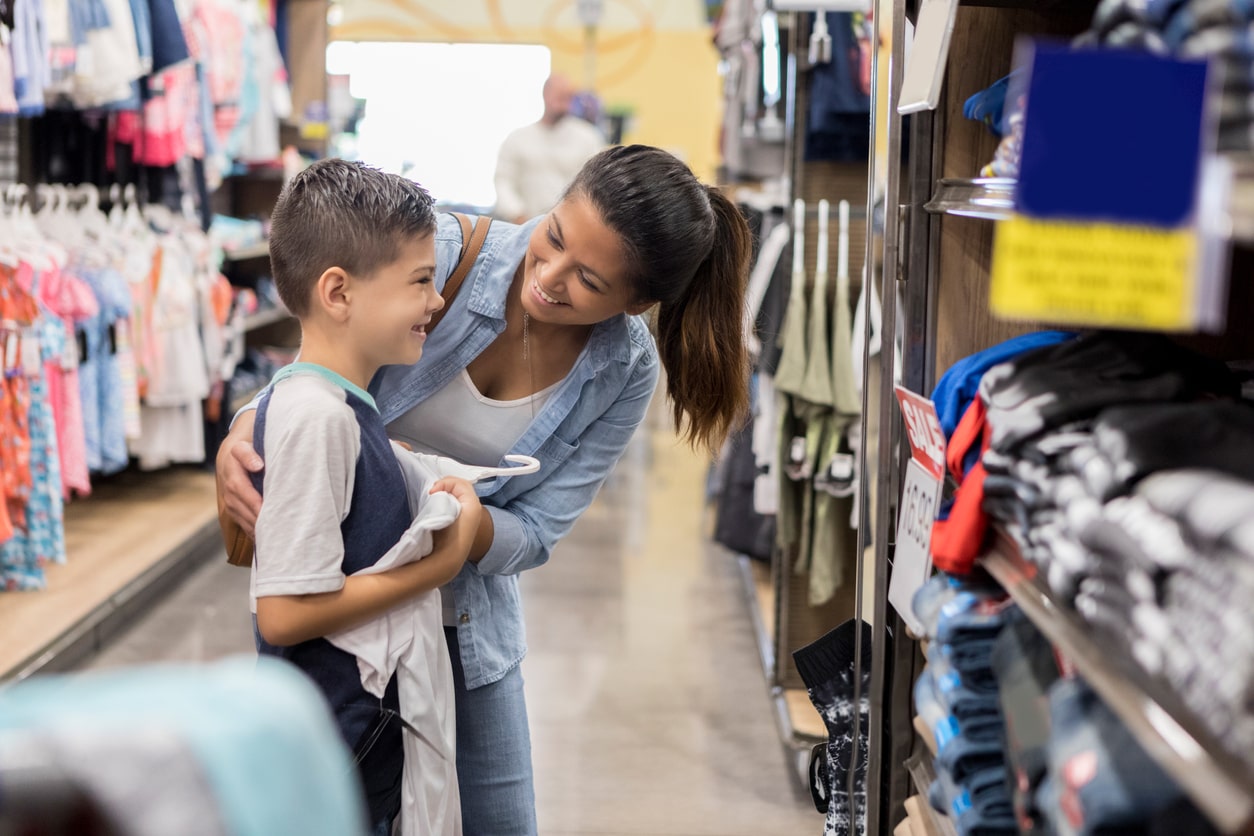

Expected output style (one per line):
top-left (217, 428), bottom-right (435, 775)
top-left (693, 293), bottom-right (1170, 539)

top-left (325, 41), bottom-right (552, 209)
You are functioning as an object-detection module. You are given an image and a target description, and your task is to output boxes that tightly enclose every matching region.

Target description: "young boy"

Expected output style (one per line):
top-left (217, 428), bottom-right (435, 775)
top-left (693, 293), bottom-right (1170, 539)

top-left (248, 159), bottom-right (480, 835)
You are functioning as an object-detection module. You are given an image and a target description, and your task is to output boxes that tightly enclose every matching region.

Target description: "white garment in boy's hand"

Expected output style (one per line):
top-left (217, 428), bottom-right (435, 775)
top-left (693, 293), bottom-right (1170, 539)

top-left (327, 448), bottom-right (466, 836)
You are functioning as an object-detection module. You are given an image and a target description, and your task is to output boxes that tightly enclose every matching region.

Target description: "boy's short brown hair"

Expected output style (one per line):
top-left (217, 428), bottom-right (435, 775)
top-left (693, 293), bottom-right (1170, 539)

top-left (268, 159), bottom-right (437, 316)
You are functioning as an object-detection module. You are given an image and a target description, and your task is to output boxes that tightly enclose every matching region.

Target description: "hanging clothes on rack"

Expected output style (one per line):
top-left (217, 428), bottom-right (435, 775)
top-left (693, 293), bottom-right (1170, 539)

top-left (0, 186), bottom-right (79, 590)
top-left (35, 186), bottom-right (101, 498)
top-left (1, 261), bottom-right (69, 589)
top-left (804, 12), bottom-right (872, 163)
top-left (11, 0), bottom-right (50, 116)
top-left (775, 199), bottom-right (861, 607)
top-left (131, 212), bottom-right (212, 471)
top-left (712, 196), bottom-right (785, 563)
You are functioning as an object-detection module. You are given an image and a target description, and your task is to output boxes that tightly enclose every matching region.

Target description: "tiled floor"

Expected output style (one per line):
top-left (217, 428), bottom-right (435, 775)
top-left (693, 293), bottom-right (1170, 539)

top-left (82, 425), bottom-right (822, 835)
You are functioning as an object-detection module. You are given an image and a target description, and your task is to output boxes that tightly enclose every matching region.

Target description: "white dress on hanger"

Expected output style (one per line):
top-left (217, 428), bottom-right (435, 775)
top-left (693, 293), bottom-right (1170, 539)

top-left (133, 236), bottom-right (211, 469)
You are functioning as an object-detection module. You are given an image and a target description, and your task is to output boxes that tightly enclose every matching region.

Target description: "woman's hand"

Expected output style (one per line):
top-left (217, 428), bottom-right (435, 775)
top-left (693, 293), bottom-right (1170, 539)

top-left (215, 411), bottom-right (264, 536)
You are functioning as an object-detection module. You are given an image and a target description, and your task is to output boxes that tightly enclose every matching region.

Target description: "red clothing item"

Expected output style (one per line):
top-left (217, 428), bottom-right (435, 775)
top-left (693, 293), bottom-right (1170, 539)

top-left (929, 396), bottom-right (992, 575)
top-left (0, 266), bottom-right (39, 528)
top-left (114, 64), bottom-right (195, 167)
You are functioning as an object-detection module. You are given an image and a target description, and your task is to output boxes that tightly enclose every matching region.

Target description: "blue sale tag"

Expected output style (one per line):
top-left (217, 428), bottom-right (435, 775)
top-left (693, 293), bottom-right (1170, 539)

top-left (990, 42), bottom-right (1228, 332)
top-left (1013, 42), bottom-right (1211, 226)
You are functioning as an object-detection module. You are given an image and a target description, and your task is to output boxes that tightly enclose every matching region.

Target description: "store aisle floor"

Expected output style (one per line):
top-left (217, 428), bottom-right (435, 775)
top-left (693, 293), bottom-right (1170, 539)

top-left (83, 422), bottom-right (820, 835)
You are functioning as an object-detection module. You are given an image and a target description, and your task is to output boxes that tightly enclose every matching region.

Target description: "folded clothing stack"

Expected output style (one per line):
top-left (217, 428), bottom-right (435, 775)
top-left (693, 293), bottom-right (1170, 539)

top-left (927, 329), bottom-right (1254, 777)
top-left (912, 573), bottom-right (1020, 836)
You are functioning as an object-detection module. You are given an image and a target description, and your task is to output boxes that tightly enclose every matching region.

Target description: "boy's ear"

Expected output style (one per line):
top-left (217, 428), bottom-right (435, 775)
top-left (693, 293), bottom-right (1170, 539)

top-left (315, 267), bottom-right (351, 321)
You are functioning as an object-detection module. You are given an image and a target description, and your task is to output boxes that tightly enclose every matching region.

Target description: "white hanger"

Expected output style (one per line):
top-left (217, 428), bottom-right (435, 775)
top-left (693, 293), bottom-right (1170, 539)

top-left (403, 451), bottom-right (541, 483)
top-left (109, 183), bottom-right (126, 229)
top-left (78, 183), bottom-right (113, 238)
top-left (122, 184), bottom-right (154, 241)
top-left (799, 198), bottom-right (835, 406)
top-left (9, 184), bottom-right (55, 270)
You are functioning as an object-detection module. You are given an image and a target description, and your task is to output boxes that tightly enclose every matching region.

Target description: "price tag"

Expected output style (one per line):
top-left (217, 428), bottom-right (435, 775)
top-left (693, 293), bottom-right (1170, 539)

top-left (890, 386), bottom-right (946, 635)
top-left (992, 218), bottom-right (1198, 329)
top-left (897, 0), bottom-right (960, 114)
top-left (990, 43), bottom-right (1225, 332)
top-left (889, 458), bottom-right (942, 637)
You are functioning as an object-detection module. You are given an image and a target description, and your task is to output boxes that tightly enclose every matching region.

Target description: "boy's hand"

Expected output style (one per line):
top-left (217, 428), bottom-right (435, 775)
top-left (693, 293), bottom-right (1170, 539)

top-left (430, 476), bottom-right (483, 534)
top-left (425, 477), bottom-right (483, 583)
top-left (215, 412), bottom-right (264, 535)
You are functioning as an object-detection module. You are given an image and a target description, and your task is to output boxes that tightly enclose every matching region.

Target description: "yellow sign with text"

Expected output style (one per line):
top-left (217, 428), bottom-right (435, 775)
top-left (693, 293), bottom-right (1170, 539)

top-left (990, 215), bottom-right (1198, 331)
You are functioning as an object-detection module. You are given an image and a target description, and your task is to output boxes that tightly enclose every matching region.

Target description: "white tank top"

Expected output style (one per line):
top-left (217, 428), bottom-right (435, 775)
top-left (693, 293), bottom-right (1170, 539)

top-left (387, 369), bottom-right (559, 466)
top-left (385, 369), bottom-right (560, 626)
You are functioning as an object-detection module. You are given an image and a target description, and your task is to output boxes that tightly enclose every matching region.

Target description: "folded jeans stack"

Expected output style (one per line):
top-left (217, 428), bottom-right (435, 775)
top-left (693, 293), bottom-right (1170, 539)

top-left (912, 574), bottom-right (1020, 836)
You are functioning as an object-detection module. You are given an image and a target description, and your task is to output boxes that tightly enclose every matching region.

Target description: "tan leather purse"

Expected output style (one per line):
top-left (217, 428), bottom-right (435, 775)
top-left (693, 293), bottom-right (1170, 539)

top-left (220, 213), bottom-right (494, 567)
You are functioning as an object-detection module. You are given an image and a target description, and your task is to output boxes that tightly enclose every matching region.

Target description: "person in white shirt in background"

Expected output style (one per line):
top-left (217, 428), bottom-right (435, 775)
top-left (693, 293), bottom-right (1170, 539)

top-left (492, 73), bottom-right (607, 224)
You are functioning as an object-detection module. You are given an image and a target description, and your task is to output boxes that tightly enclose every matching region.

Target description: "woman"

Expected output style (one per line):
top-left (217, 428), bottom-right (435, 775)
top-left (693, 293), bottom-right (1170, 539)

top-left (217, 144), bottom-right (752, 835)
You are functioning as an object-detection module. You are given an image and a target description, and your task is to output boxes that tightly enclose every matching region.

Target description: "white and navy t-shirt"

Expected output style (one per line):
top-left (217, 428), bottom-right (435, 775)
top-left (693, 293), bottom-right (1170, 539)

top-left (250, 363), bottom-right (412, 763)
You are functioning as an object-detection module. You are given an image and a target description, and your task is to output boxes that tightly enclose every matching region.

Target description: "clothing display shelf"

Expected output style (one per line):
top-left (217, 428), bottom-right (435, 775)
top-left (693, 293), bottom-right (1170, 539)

top-left (222, 241), bottom-right (270, 262)
top-left (726, 10), bottom-right (874, 793)
top-left (862, 0), bottom-right (1171, 831)
top-left (243, 305), bottom-right (290, 332)
top-left (735, 555), bottom-right (827, 787)
top-left (924, 157), bottom-right (1254, 244)
top-left (980, 532), bottom-right (1254, 834)
top-left (922, 177), bottom-right (1014, 220)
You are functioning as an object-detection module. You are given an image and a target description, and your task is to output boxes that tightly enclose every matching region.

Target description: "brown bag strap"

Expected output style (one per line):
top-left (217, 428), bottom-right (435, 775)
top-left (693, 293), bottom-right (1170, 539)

top-left (428, 213), bottom-right (491, 333)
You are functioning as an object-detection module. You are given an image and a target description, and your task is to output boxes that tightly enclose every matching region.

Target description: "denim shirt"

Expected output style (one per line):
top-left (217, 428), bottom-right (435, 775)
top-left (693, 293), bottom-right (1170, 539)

top-left (370, 213), bottom-right (660, 688)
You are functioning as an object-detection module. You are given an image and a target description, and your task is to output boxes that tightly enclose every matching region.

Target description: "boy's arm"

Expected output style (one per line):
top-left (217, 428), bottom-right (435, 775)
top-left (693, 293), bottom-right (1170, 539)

top-left (257, 475), bottom-right (482, 647)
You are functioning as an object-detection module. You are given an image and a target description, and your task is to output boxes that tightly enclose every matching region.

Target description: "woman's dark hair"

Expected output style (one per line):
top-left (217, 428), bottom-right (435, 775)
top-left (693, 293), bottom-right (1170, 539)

top-left (567, 145), bottom-right (751, 454)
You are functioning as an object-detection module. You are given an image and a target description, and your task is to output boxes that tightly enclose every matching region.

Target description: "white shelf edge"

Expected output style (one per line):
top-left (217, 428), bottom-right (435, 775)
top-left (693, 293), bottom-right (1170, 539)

top-left (923, 177), bottom-right (1015, 220)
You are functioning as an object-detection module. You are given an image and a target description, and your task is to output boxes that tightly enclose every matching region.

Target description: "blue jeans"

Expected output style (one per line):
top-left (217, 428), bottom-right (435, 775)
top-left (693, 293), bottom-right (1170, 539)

top-left (446, 627), bottom-right (538, 836)
top-left (1043, 677), bottom-right (1182, 835)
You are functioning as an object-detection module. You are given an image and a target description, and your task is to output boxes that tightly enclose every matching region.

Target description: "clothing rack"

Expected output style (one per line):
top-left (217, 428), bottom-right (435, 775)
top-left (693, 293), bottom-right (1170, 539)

top-left (862, 0), bottom-right (1254, 832)
top-left (720, 6), bottom-right (877, 790)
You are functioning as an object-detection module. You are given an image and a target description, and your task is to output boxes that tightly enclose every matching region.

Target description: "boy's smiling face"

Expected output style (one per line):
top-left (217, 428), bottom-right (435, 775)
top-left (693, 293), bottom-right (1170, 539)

top-left (348, 232), bottom-right (442, 371)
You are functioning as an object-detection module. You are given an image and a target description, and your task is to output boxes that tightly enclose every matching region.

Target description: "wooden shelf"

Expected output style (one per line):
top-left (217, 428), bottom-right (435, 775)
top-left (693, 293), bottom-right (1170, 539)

top-left (222, 241), bottom-right (270, 262)
top-left (0, 468), bottom-right (220, 683)
top-left (243, 305), bottom-right (291, 332)
top-left (904, 754), bottom-right (958, 836)
top-left (982, 535), bottom-right (1254, 834)
top-left (785, 688), bottom-right (827, 739)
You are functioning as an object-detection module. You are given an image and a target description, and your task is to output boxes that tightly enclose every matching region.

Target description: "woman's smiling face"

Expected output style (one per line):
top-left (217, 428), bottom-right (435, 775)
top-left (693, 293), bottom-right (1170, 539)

top-left (522, 194), bottom-right (652, 326)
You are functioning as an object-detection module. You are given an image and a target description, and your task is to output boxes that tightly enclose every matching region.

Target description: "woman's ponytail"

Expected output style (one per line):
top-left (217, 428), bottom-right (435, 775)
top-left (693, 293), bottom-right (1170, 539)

top-left (568, 145), bottom-right (753, 454)
top-left (653, 187), bottom-right (751, 454)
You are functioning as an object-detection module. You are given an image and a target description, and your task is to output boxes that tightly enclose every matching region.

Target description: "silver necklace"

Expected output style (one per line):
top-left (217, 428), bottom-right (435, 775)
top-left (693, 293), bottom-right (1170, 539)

top-left (523, 311), bottom-right (536, 418)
